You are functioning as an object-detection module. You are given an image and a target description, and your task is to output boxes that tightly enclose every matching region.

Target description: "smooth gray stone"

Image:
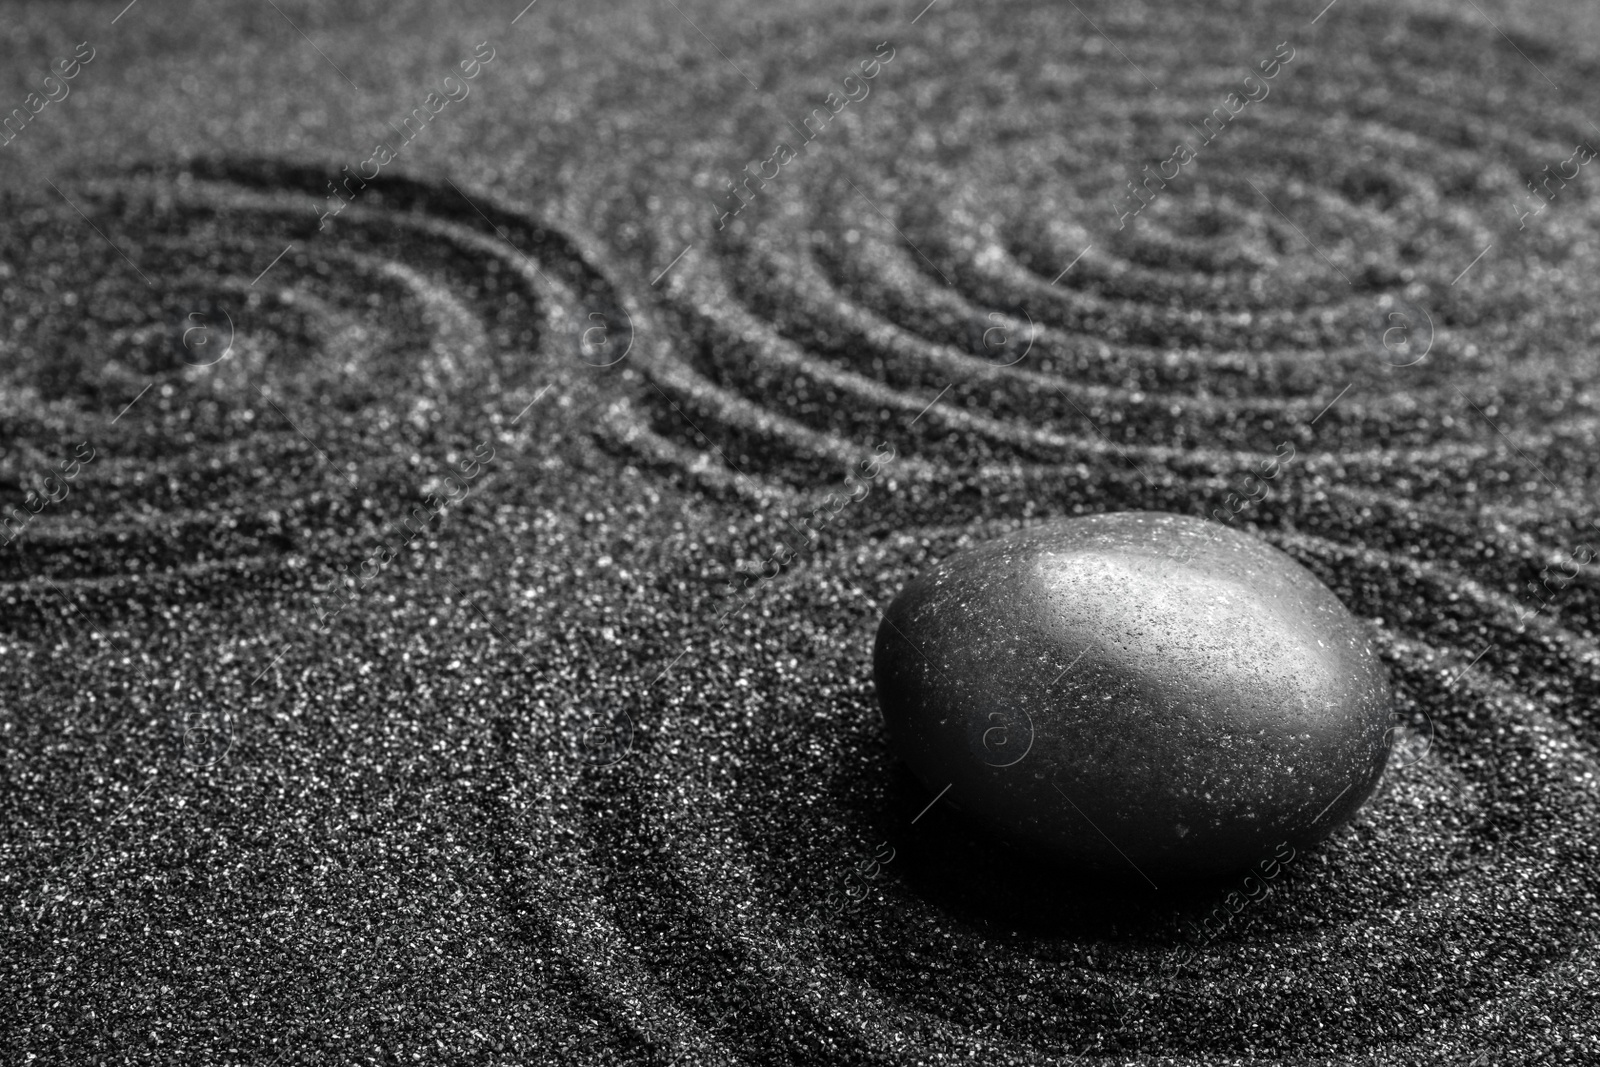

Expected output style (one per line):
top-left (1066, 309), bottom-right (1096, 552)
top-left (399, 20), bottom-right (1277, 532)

top-left (873, 511), bottom-right (1393, 882)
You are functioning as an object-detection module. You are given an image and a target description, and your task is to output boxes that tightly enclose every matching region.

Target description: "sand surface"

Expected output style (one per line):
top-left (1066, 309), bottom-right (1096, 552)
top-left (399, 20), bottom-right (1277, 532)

top-left (3, 0), bottom-right (1599, 1062)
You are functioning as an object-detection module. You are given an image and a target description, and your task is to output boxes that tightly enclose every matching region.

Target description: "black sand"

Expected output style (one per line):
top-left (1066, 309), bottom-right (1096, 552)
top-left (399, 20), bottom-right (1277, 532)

top-left (3, 0), bottom-right (1599, 1062)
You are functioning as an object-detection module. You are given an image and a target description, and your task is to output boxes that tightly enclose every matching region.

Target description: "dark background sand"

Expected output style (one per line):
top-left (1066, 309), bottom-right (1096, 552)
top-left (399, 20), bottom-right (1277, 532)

top-left (4, 0), bottom-right (1600, 1063)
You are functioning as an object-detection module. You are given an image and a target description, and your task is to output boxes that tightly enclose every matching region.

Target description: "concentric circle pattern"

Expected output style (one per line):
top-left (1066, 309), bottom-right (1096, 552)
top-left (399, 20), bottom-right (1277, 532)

top-left (0, 158), bottom-right (640, 618)
top-left (541, 4), bottom-right (1600, 1063)
top-left (7, 1), bottom-right (1600, 1064)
